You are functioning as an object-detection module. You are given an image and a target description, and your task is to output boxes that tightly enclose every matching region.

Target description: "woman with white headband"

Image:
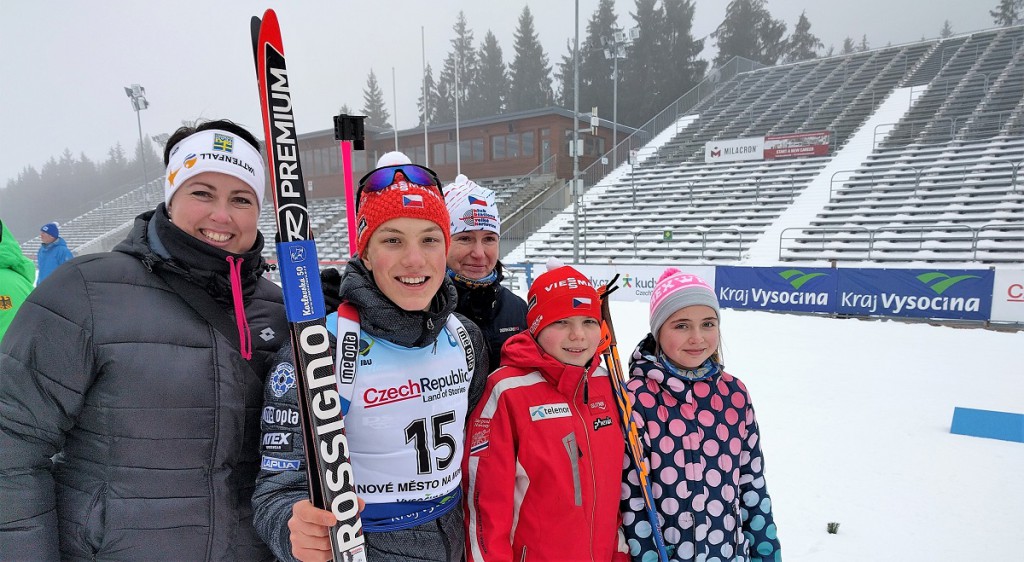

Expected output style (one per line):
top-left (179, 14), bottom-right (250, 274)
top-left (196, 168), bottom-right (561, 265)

top-left (0, 119), bottom-right (288, 560)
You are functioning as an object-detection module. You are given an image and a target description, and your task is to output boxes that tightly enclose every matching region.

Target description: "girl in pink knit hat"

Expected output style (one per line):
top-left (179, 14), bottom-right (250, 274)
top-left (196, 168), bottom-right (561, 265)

top-left (621, 268), bottom-right (781, 562)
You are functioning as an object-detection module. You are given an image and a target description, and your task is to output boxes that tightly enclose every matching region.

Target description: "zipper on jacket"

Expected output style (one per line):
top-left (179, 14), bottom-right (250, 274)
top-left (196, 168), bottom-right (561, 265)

top-left (574, 372), bottom-right (599, 562)
top-left (561, 433), bottom-right (582, 506)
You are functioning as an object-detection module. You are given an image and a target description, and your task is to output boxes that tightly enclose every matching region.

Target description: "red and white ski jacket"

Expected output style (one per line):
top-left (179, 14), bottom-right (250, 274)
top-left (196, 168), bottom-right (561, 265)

top-left (463, 331), bottom-right (629, 562)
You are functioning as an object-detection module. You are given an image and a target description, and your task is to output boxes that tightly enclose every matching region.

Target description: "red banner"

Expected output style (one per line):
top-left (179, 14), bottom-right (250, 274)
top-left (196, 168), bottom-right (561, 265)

top-left (764, 131), bottom-right (831, 159)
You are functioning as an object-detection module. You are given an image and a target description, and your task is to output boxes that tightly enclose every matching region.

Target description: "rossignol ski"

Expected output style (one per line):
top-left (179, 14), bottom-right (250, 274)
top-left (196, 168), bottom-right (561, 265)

top-left (251, 9), bottom-right (366, 562)
top-left (599, 276), bottom-right (670, 562)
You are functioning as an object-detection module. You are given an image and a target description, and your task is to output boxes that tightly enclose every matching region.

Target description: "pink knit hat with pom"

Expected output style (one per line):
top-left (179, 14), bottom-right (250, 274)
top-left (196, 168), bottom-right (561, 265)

top-left (649, 268), bottom-right (719, 336)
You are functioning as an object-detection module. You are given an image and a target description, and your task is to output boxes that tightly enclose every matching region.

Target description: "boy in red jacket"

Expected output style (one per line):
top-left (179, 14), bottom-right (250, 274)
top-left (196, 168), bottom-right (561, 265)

top-left (463, 260), bottom-right (629, 561)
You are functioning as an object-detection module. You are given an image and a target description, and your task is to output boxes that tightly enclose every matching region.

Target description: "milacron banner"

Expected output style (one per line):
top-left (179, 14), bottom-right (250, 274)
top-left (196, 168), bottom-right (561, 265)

top-left (764, 130), bottom-right (831, 159)
top-left (703, 136), bottom-right (765, 163)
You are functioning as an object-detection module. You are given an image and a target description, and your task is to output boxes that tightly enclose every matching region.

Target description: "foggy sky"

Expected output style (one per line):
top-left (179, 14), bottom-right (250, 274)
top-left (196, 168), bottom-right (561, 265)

top-left (0, 0), bottom-right (996, 188)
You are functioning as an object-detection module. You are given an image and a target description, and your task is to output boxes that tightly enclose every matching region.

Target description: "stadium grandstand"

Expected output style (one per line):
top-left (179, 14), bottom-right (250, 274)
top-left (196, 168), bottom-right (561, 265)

top-left (21, 24), bottom-right (1024, 269)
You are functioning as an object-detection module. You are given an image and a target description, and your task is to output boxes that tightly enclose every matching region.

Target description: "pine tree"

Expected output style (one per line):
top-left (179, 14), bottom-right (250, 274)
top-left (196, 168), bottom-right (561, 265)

top-left (990, 0), bottom-right (1023, 26)
top-left (361, 69), bottom-right (391, 129)
top-left (782, 11), bottom-right (822, 63)
top-left (417, 63), bottom-right (436, 126)
top-left (658, 0), bottom-right (706, 116)
top-left (436, 12), bottom-right (478, 125)
top-left (840, 37), bottom-right (856, 55)
top-left (939, 20), bottom-right (954, 38)
top-left (713, 0), bottom-right (787, 66)
top-left (858, 34), bottom-right (870, 52)
top-left (620, 0), bottom-right (663, 125)
top-left (554, 39), bottom-right (575, 109)
top-left (338, 103), bottom-right (353, 115)
top-left (469, 31), bottom-right (508, 118)
top-left (578, 0), bottom-right (620, 125)
top-left (507, 6), bottom-right (554, 112)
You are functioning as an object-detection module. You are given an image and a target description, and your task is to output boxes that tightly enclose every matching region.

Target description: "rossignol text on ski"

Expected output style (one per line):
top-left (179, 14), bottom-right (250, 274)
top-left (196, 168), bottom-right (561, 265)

top-left (250, 9), bottom-right (366, 562)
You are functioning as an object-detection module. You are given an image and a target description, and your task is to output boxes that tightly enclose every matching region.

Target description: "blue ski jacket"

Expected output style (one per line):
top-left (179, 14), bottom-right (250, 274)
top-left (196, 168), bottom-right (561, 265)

top-left (36, 236), bottom-right (74, 285)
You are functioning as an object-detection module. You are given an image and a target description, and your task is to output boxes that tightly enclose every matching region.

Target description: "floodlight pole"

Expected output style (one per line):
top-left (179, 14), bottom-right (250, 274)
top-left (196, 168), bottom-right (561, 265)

top-left (125, 84), bottom-right (149, 184)
top-left (612, 54), bottom-right (619, 169)
top-left (572, 0), bottom-right (580, 263)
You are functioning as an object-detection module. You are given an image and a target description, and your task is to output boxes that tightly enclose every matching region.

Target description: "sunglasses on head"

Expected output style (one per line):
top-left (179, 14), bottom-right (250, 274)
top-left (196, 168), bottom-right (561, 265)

top-left (356, 164), bottom-right (442, 209)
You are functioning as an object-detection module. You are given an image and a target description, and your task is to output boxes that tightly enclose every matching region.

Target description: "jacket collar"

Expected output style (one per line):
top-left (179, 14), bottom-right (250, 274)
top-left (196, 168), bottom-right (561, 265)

top-left (338, 257), bottom-right (458, 349)
top-left (113, 205), bottom-right (269, 305)
top-left (500, 330), bottom-right (601, 397)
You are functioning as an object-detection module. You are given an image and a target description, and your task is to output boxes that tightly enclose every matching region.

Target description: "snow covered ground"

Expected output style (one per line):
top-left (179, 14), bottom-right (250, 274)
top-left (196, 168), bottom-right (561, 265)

top-left (602, 300), bottom-right (1023, 561)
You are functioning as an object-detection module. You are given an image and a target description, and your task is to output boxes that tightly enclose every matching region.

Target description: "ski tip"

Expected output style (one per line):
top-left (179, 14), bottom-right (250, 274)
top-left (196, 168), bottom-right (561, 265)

top-left (249, 15), bottom-right (262, 73)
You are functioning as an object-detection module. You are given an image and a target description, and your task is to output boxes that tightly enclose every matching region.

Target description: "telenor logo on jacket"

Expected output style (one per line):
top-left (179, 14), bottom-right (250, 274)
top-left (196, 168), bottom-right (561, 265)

top-left (530, 403), bottom-right (571, 421)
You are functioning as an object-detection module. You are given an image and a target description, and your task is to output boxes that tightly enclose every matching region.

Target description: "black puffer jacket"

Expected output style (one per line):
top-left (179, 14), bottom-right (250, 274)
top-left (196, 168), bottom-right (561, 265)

top-left (451, 265), bottom-right (528, 369)
top-left (253, 257), bottom-right (490, 562)
top-left (0, 207), bottom-right (288, 561)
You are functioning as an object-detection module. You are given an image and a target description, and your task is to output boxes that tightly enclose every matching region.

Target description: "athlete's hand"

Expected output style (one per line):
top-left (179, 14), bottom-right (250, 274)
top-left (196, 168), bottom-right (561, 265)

top-left (288, 498), bottom-right (366, 562)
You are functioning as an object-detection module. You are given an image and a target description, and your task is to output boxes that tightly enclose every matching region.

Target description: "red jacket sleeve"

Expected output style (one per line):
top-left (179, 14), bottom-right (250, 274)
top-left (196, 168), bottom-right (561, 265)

top-left (463, 377), bottom-right (517, 562)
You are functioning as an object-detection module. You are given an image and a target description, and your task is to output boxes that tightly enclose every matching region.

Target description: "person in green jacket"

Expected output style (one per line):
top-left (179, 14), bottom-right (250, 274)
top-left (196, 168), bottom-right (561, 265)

top-left (0, 219), bottom-right (35, 343)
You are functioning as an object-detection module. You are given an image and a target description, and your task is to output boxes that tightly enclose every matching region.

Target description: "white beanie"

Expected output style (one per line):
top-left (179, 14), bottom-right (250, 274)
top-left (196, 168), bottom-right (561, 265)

top-left (376, 151), bottom-right (412, 167)
top-left (165, 129), bottom-right (266, 210)
top-left (443, 174), bottom-right (500, 236)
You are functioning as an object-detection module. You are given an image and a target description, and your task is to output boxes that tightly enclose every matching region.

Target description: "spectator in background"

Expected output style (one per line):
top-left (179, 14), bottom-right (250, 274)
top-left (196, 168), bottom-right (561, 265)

top-left (443, 174), bottom-right (527, 368)
top-left (0, 219), bottom-right (35, 343)
top-left (0, 119), bottom-right (289, 560)
top-left (36, 221), bottom-right (74, 285)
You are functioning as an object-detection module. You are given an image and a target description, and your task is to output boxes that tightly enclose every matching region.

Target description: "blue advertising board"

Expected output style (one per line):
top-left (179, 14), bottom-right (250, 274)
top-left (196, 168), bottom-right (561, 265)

top-left (715, 266), bottom-right (838, 313)
top-left (836, 268), bottom-right (993, 320)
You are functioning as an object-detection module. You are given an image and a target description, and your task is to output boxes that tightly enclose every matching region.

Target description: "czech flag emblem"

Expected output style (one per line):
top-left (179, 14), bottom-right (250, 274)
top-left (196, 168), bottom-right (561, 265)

top-left (572, 297), bottom-right (592, 309)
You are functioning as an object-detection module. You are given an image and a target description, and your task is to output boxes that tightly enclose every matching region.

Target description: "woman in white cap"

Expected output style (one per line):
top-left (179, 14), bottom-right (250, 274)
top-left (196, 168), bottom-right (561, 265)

top-left (0, 119), bottom-right (289, 560)
top-left (443, 174), bottom-right (528, 368)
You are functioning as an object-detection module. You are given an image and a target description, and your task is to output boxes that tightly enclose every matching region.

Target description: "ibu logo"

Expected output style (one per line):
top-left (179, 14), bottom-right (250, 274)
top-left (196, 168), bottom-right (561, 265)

top-left (778, 269), bottom-right (826, 289)
top-left (917, 272), bottom-right (980, 294)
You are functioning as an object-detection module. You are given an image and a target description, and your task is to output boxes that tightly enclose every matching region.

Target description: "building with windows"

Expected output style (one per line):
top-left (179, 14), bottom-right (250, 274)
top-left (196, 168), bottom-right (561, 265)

top-left (295, 106), bottom-right (630, 198)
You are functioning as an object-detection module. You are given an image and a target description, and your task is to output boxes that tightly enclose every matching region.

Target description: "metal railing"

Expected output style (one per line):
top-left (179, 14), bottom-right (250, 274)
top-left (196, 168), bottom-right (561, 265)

top-left (779, 223), bottom-right (1024, 262)
top-left (519, 228), bottom-right (746, 263)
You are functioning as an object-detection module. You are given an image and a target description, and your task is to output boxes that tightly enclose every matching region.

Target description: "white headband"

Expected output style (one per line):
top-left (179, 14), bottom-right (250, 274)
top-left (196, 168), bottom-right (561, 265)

top-left (164, 129), bottom-right (266, 211)
top-left (444, 174), bottom-right (500, 236)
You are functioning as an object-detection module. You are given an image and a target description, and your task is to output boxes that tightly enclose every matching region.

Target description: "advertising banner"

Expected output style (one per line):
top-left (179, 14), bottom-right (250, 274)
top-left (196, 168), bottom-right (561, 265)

top-left (836, 268), bottom-right (994, 320)
top-left (704, 136), bottom-right (765, 163)
top-left (715, 266), bottom-right (838, 313)
top-left (764, 131), bottom-right (831, 159)
top-left (990, 269), bottom-right (1024, 323)
top-left (518, 263), bottom-right (715, 302)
